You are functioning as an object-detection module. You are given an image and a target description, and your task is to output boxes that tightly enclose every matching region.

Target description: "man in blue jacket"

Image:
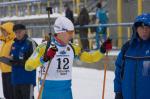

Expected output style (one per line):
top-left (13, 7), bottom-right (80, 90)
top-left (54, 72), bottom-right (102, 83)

top-left (10, 24), bottom-right (37, 99)
top-left (114, 13), bottom-right (150, 99)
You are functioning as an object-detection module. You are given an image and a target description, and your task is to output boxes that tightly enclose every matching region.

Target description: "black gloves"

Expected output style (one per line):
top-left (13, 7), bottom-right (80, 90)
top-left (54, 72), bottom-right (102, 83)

top-left (115, 92), bottom-right (123, 99)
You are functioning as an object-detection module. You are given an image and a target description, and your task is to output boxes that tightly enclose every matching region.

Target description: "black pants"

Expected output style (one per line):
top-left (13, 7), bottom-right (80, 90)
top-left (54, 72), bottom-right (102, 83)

top-left (2, 72), bottom-right (14, 99)
top-left (79, 30), bottom-right (89, 51)
top-left (13, 84), bottom-right (34, 99)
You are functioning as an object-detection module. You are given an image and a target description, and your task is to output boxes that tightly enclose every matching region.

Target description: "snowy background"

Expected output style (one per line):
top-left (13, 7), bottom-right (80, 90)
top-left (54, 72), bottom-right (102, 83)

top-left (0, 67), bottom-right (115, 99)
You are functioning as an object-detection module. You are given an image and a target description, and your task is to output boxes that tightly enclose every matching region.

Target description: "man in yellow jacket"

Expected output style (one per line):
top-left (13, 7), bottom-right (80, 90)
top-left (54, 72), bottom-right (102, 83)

top-left (0, 22), bottom-right (15, 99)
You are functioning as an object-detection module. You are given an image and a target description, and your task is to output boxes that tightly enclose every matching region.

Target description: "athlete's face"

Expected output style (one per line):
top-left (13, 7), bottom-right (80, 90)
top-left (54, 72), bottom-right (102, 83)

top-left (137, 26), bottom-right (150, 40)
top-left (57, 30), bottom-right (74, 44)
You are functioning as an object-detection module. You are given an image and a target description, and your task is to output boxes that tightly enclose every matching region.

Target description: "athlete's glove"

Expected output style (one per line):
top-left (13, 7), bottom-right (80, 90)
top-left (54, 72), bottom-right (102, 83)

top-left (100, 38), bottom-right (112, 53)
top-left (115, 92), bottom-right (123, 99)
top-left (47, 45), bottom-right (58, 59)
top-left (43, 45), bottom-right (58, 62)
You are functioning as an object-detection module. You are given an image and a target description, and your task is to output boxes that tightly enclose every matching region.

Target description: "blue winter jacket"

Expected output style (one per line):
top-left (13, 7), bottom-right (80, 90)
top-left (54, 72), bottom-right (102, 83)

top-left (10, 35), bottom-right (37, 86)
top-left (96, 8), bottom-right (108, 24)
top-left (114, 32), bottom-right (150, 99)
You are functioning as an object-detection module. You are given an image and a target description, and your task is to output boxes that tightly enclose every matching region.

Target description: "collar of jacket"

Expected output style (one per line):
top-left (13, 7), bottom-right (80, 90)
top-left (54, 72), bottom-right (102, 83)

top-left (52, 36), bottom-right (67, 47)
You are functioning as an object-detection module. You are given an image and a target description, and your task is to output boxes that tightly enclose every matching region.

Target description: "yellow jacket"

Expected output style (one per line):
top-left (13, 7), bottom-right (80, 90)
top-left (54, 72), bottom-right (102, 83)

top-left (0, 22), bottom-right (15, 73)
top-left (25, 43), bottom-right (104, 71)
top-left (72, 44), bottom-right (104, 63)
top-left (25, 43), bottom-right (46, 71)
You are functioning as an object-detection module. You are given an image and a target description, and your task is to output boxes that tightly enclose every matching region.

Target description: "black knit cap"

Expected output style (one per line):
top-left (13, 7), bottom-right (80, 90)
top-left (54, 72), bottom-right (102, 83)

top-left (13, 24), bottom-right (26, 32)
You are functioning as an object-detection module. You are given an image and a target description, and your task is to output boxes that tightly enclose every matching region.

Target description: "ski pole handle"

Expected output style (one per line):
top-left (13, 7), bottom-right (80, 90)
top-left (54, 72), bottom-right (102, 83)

top-left (46, 7), bottom-right (53, 33)
top-left (46, 7), bottom-right (53, 14)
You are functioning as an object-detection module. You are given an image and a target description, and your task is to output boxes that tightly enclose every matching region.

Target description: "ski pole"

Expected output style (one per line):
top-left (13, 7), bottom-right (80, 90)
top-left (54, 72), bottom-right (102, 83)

top-left (37, 7), bottom-right (53, 99)
top-left (37, 60), bottom-right (51, 99)
top-left (46, 7), bottom-right (53, 33)
top-left (102, 51), bottom-right (108, 99)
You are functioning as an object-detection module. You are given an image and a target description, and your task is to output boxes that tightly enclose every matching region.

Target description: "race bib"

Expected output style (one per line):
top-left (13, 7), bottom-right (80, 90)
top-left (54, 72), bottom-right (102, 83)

top-left (40, 44), bottom-right (74, 80)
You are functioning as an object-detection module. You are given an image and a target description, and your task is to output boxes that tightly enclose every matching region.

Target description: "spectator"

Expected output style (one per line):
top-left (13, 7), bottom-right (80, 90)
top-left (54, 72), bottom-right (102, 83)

top-left (64, 4), bottom-right (74, 43)
top-left (10, 24), bottom-right (37, 99)
top-left (0, 22), bottom-right (15, 99)
top-left (64, 4), bottom-right (74, 24)
top-left (95, 2), bottom-right (108, 49)
top-left (77, 7), bottom-right (90, 51)
top-left (114, 13), bottom-right (150, 99)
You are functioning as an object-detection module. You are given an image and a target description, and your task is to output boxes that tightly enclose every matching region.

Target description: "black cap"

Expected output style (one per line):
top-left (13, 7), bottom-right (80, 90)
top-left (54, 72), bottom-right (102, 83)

top-left (13, 24), bottom-right (26, 32)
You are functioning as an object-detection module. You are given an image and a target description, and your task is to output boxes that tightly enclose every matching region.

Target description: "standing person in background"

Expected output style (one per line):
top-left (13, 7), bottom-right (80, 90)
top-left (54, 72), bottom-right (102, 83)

top-left (95, 2), bottom-right (108, 49)
top-left (64, 4), bottom-right (74, 24)
top-left (114, 13), bottom-right (150, 99)
top-left (10, 24), bottom-right (37, 99)
top-left (0, 22), bottom-right (15, 99)
top-left (77, 7), bottom-right (90, 51)
top-left (64, 4), bottom-right (74, 43)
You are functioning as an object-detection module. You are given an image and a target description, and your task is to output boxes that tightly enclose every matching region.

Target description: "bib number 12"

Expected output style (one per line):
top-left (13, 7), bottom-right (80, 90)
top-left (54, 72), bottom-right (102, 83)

top-left (57, 58), bottom-right (69, 69)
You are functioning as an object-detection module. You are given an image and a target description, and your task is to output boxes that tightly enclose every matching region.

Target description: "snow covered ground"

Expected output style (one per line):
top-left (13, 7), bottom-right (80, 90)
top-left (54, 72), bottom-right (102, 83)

top-left (0, 67), bottom-right (115, 99)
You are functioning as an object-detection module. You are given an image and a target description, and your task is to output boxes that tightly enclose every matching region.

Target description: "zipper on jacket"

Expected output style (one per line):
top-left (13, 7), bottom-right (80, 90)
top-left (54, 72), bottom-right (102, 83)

top-left (134, 41), bottom-right (143, 99)
top-left (134, 60), bottom-right (138, 99)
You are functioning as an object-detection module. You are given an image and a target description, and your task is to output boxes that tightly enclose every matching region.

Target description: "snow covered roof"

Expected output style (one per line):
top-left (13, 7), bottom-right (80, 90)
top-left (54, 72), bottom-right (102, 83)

top-left (0, 13), bottom-right (63, 22)
top-left (0, 0), bottom-right (41, 7)
top-left (0, 13), bottom-right (95, 22)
